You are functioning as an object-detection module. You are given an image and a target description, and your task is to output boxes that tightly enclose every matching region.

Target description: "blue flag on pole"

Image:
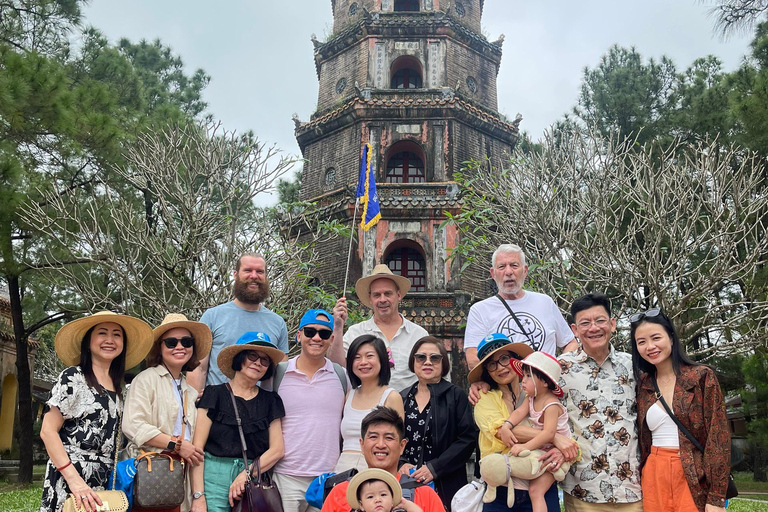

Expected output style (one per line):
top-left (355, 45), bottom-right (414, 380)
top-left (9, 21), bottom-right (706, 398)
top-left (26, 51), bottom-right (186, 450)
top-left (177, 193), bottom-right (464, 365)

top-left (356, 143), bottom-right (381, 231)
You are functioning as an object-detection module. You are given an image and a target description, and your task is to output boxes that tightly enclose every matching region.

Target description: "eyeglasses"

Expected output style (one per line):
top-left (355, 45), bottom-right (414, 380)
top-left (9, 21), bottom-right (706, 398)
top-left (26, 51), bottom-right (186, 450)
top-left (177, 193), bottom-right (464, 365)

top-left (302, 327), bottom-right (333, 340)
top-left (163, 337), bottom-right (194, 349)
top-left (244, 351), bottom-right (270, 366)
top-left (414, 353), bottom-right (443, 364)
top-left (576, 318), bottom-right (611, 329)
top-left (485, 353), bottom-right (517, 372)
top-left (629, 308), bottom-right (662, 324)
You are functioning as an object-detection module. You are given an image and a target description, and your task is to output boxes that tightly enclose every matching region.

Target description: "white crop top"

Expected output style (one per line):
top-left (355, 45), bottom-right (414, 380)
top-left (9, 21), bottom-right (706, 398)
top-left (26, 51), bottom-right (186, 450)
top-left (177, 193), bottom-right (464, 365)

top-left (340, 387), bottom-right (396, 452)
top-left (647, 402), bottom-right (679, 448)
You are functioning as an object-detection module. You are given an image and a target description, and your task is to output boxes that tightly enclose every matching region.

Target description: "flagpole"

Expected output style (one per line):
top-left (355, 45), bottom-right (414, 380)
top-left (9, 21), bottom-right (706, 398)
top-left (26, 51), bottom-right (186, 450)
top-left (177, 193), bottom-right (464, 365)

top-left (342, 197), bottom-right (360, 296)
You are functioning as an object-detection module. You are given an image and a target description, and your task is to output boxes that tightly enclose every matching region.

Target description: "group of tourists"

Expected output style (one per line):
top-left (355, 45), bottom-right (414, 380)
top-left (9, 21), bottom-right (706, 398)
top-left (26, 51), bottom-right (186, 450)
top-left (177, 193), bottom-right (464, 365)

top-left (39, 245), bottom-right (731, 512)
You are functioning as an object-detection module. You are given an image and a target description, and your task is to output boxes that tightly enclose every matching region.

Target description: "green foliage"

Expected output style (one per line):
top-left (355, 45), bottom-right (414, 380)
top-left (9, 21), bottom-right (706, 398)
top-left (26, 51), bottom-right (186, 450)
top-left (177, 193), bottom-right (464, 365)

top-left (742, 353), bottom-right (768, 446)
top-left (574, 45), bottom-right (678, 146)
top-left (277, 170), bottom-right (303, 204)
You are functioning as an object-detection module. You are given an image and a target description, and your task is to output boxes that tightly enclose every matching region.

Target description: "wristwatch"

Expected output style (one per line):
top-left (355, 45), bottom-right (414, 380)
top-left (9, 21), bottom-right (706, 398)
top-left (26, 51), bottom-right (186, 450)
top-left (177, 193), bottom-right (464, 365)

top-left (193, 491), bottom-right (206, 500)
top-left (167, 435), bottom-right (181, 452)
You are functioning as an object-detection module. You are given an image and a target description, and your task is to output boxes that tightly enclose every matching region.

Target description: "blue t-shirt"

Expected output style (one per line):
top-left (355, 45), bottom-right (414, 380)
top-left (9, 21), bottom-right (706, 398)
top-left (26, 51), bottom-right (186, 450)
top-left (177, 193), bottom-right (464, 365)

top-left (200, 301), bottom-right (289, 385)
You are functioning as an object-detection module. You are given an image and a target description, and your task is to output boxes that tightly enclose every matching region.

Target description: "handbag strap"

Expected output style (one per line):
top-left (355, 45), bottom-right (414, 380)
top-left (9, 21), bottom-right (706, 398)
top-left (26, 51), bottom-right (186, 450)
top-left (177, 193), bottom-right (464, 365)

top-left (495, 295), bottom-right (535, 347)
top-left (226, 382), bottom-right (253, 482)
top-left (111, 405), bottom-right (122, 490)
top-left (651, 375), bottom-right (705, 453)
top-left (180, 389), bottom-right (187, 442)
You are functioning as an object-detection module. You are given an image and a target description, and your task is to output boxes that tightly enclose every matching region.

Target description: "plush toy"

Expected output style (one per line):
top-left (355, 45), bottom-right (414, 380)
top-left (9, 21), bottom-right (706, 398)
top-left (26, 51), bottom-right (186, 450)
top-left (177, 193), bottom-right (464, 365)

top-left (479, 451), bottom-right (571, 507)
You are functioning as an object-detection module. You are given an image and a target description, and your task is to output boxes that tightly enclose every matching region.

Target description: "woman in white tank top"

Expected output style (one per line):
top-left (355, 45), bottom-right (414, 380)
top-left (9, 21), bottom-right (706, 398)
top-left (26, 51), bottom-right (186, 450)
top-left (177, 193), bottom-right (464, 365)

top-left (334, 335), bottom-right (404, 472)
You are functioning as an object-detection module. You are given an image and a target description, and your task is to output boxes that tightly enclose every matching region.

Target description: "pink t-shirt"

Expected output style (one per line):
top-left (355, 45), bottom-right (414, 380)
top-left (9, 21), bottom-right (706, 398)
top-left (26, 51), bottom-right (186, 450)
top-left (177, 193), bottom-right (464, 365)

top-left (528, 400), bottom-right (571, 451)
top-left (273, 357), bottom-right (347, 477)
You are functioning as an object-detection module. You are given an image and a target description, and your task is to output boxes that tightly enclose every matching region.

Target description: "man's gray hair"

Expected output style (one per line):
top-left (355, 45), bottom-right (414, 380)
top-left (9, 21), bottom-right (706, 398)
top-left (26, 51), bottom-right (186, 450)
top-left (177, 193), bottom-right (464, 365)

top-left (491, 244), bottom-right (526, 267)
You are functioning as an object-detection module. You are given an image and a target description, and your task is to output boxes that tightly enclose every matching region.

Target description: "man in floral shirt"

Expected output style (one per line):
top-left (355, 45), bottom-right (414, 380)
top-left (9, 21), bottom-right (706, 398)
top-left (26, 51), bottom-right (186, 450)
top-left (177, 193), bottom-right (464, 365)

top-left (558, 293), bottom-right (643, 511)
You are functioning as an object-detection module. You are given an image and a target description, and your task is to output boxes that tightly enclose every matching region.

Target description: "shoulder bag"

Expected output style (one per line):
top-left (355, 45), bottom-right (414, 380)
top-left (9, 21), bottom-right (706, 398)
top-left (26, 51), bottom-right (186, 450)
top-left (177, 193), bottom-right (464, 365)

top-left (132, 388), bottom-right (188, 508)
top-left (495, 295), bottom-right (536, 348)
top-left (63, 410), bottom-right (129, 512)
top-left (227, 383), bottom-right (284, 512)
top-left (651, 376), bottom-right (738, 499)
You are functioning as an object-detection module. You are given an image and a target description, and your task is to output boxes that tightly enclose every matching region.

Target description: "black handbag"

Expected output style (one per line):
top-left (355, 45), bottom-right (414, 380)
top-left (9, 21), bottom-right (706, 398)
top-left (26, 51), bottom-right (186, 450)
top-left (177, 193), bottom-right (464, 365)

top-left (651, 376), bottom-right (738, 499)
top-left (227, 383), bottom-right (284, 512)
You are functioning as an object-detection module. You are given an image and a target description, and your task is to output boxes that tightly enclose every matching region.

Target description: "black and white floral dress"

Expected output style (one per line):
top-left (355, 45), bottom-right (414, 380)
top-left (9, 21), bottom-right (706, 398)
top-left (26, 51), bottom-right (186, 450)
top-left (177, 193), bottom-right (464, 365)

top-left (40, 366), bottom-right (121, 512)
top-left (402, 391), bottom-right (433, 466)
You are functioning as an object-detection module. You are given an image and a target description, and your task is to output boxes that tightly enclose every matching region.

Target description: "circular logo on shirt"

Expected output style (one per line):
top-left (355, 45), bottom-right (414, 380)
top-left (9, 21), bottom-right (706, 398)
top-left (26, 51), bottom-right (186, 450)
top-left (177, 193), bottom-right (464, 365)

top-left (496, 313), bottom-right (545, 351)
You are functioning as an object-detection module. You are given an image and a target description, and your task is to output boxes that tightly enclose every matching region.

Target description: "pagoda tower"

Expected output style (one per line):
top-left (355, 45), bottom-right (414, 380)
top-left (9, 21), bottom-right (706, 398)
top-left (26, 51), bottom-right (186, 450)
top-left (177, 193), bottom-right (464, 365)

top-left (294, 0), bottom-right (519, 372)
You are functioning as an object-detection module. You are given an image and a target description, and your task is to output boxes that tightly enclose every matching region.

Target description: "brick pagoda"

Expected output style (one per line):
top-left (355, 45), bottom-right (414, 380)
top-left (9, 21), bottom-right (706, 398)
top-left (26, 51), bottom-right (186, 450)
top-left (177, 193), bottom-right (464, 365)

top-left (294, 0), bottom-right (519, 377)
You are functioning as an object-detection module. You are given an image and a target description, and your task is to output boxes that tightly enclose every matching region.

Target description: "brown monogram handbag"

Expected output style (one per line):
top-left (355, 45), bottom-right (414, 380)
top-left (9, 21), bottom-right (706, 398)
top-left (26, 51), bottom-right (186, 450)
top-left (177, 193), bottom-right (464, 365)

top-left (132, 391), bottom-right (188, 509)
top-left (133, 451), bottom-right (186, 509)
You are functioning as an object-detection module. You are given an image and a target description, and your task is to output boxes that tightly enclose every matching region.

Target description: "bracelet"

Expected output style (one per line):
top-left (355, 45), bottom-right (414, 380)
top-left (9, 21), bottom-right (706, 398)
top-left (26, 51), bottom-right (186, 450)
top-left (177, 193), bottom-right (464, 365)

top-left (56, 461), bottom-right (72, 472)
top-left (504, 420), bottom-right (515, 429)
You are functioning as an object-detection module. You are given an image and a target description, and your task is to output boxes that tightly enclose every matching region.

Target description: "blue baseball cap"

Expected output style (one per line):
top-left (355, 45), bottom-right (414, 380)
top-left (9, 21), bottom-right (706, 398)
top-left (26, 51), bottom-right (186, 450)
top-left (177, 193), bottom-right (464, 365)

top-left (216, 331), bottom-right (285, 379)
top-left (467, 333), bottom-right (534, 383)
top-left (298, 309), bottom-right (334, 331)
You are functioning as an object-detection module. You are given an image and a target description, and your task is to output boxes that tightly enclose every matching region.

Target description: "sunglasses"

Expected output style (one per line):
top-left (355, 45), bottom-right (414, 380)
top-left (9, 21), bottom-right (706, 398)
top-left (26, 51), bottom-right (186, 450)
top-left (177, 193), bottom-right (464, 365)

top-left (163, 336), bottom-right (194, 349)
top-left (414, 353), bottom-right (443, 364)
top-left (244, 351), bottom-right (271, 366)
top-left (302, 327), bottom-right (333, 340)
top-left (629, 308), bottom-right (662, 324)
top-left (485, 352), bottom-right (522, 372)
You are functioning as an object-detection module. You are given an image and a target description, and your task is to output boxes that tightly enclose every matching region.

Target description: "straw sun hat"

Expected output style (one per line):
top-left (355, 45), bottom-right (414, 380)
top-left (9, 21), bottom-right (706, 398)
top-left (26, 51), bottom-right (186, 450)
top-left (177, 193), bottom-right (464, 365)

top-left (355, 264), bottom-right (412, 308)
top-left (216, 332), bottom-right (285, 380)
top-left (152, 313), bottom-right (212, 360)
top-left (54, 311), bottom-right (153, 369)
top-left (346, 469), bottom-right (402, 510)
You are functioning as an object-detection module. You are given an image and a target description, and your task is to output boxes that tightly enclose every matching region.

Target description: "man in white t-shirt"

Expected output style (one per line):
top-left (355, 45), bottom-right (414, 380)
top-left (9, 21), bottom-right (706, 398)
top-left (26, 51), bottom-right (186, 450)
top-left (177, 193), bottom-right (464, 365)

top-left (464, 244), bottom-right (578, 370)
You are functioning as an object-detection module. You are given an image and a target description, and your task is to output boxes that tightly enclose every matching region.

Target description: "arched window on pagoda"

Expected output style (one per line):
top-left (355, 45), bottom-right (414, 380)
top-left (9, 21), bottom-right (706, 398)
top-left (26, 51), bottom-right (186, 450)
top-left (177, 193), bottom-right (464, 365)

top-left (386, 245), bottom-right (426, 292)
top-left (394, 0), bottom-right (420, 12)
top-left (390, 56), bottom-right (423, 89)
top-left (385, 141), bottom-right (426, 183)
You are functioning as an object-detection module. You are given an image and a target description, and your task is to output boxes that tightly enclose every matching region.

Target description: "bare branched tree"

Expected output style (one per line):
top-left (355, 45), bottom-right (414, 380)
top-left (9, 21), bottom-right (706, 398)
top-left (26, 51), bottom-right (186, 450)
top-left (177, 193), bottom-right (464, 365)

top-left (25, 120), bottom-right (347, 332)
top-left (705, 0), bottom-right (768, 37)
top-left (453, 128), bottom-right (768, 357)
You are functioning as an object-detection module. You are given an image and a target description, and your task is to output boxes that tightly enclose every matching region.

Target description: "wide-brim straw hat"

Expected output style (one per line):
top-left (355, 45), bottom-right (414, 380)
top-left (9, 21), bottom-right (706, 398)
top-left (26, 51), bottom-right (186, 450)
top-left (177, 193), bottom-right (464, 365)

top-left (152, 313), bottom-right (212, 360)
top-left (467, 333), bottom-right (534, 384)
top-left (512, 351), bottom-right (564, 397)
top-left (346, 469), bottom-right (402, 510)
top-left (355, 264), bottom-right (412, 308)
top-left (55, 311), bottom-right (153, 369)
top-left (217, 332), bottom-right (285, 380)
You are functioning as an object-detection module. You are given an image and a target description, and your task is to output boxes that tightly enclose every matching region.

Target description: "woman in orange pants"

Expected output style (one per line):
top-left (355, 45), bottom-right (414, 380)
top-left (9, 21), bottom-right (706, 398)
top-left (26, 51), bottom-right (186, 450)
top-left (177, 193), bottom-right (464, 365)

top-left (630, 308), bottom-right (730, 512)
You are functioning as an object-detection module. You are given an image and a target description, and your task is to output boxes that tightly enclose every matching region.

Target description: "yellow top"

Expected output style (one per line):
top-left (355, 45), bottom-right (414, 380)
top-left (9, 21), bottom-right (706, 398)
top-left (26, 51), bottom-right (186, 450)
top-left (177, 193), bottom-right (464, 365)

top-left (473, 389), bottom-right (512, 459)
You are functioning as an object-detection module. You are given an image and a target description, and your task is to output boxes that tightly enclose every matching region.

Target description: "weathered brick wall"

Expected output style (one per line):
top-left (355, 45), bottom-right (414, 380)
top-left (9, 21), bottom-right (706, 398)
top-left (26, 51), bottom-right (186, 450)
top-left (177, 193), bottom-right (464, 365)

top-left (448, 120), bottom-right (512, 179)
top-left (300, 125), bottom-right (362, 201)
top-left (450, 0), bottom-right (483, 35)
top-left (316, 44), bottom-right (369, 112)
top-left (445, 43), bottom-right (499, 110)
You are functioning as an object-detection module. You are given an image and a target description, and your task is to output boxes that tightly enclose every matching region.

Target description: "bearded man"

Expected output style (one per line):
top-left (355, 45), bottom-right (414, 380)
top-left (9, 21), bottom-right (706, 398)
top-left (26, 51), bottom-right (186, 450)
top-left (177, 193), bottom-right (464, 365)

top-left (187, 253), bottom-right (289, 392)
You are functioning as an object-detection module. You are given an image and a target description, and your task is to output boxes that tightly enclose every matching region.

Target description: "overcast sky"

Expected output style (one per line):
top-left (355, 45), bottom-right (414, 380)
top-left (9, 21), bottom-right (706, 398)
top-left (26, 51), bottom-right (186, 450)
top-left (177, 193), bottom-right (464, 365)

top-left (83, 1), bottom-right (752, 161)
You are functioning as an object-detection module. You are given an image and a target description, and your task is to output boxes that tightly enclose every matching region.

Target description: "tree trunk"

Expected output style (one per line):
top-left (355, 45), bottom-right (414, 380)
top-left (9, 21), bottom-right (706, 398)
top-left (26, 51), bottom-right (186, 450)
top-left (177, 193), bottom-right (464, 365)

top-left (754, 445), bottom-right (768, 482)
top-left (7, 275), bottom-right (34, 483)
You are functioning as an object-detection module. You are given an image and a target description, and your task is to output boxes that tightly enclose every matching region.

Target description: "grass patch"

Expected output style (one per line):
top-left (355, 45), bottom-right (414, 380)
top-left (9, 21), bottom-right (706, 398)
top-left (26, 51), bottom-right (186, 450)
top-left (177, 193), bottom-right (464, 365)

top-left (0, 487), bottom-right (42, 512)
top-left (734, 472), bottom-right (768, 493)
top-left (728, 499), bottom-right (768, 511)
